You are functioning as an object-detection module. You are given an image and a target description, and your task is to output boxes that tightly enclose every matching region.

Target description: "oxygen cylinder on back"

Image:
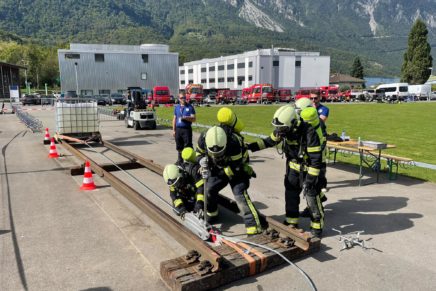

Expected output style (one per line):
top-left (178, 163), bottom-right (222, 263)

top-left (217, 107), bottom-right (244, 133)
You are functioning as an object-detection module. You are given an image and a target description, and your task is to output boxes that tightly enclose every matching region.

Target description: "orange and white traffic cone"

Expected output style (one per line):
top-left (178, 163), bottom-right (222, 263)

top-left (48, 138), bottom-right (59, 158)
top-left (43, 128), bottom-right (51, 145)
top-left (80, 160), bottom-right (96, 191)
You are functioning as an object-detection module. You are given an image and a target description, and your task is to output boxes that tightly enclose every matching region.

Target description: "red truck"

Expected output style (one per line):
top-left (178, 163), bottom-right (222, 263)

top-left (216, 89), bottom-right (238, 104)
top-left (248, 83), bottom-right (274, 103)
top-left (321, 85), bottom-right (339, 102)
top-left (241, 87), bottom-right (253, 104)
top-left (275, 88), bottom-right (292, 102)
top-left (295, 88), bottom-right (321, 100)
top-left (185, 84), bottom-right (204, 104)
top-left (152, 86), bottom-right (172, 104)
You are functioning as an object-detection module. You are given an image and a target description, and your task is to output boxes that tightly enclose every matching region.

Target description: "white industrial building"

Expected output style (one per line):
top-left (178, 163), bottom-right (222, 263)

top-left (179, 48), bottom-right (330, 91)
top-left (58, 43), bottom-right (179, 96)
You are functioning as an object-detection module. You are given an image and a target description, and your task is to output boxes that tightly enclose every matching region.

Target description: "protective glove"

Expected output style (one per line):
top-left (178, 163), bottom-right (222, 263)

top-left (243, 164), bottom-right (256, 178)
top-left (199, 156), bottom-right (208, 168)
top-left (178, 207), bottom-right (187, 219)
top-left (195, 209), bottom-right (204, 220)
top-left (194, 201), bottom-right (204, 213)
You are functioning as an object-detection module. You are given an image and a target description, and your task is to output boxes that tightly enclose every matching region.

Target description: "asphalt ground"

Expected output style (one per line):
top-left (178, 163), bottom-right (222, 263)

top-left (1, 104), bottom-right (436, 291)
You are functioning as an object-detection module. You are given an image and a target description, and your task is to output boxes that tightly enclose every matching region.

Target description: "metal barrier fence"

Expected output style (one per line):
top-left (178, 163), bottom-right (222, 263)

top-left (13, 104), bottom-right (44, 132)
top-left (97, 107), bottom-right (121, 121)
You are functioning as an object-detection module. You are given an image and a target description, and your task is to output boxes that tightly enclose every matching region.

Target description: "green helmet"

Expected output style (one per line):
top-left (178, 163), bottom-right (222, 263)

top-left (181, 147), bottom-right (196, 163)
top-left (205, 126), bottom-right (227, 158)
top-left (163, 164), bottom-right (181, 186)
top-left (300, 107), bottom-right (320, 127)
top-left (272, 105), bottom-right (297, 130)
top-left (295, 97), bottom-right (313, 111)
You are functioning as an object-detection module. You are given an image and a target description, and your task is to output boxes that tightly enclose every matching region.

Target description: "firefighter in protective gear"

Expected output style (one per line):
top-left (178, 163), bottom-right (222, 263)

top-left (196, 125), bottom-right (263, 235)
top-left (163, 149), bottom-right (205, 217)
top-left (246, 105), bottom-right (325, 238)
top-left (296, 101), bottom-right (329, 217)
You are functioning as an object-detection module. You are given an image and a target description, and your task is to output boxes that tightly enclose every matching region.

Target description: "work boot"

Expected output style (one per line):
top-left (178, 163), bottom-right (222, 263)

top-left (283, 220), bottom-right (299, 229)
top-left (299, 207), bottom-right (311, 218)
top-left (310, 228), bottom-right (323, 239)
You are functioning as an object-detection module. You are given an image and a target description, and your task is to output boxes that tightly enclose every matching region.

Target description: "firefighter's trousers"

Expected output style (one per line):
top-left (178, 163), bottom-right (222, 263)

top-left (284, 167), bottom-right (324, 230)
top-left (206, 174), bottom-right (262, 234)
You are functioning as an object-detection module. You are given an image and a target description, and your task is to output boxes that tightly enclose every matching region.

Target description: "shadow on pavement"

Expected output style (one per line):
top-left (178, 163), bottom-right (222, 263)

top-left (325, 196), bottom-right (422, 236)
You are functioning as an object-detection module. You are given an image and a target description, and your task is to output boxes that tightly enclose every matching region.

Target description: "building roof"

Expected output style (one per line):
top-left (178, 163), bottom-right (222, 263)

top-left (330, 73), bottom-right (365, 84)
top-left (0, 61), bottom-right (27, 70)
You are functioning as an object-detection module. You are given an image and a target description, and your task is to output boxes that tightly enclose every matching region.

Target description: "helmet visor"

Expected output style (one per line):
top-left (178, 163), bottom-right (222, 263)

top-left (166, 176), bottom-right (181, 187)
top-left (207, 145), bottom-right (226, 159)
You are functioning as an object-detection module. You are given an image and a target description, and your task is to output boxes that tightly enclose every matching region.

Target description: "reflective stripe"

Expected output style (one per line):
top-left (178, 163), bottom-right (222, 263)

top-left (307, 167), bottom-right (320, 176)
top-left (246, 226), bottom-right (258, 235)
top-left (169, 186), bottom-right (175, 191)
top-left (270, 132), bottom-right (279, 142)
top-left (307, 146), bottom-right (321, 152)
top-left (196, 194), bottom-right (204, 202)
top-left (207, 209), bottom-right (219, 217)
top-left (224, 166), bottom-right (234, 177)
top-left (197, 146), bottom-right (205, 153)
top-left (288, 161), bottom-right (301, 172)
top-left (230, 153), bottom-right (242, 161)
top-left (286, 217), bottom-right (299, 224)
top-left (243, 151), bottom-right (249, 162)
top-left (257, 140), bottom-right (266, 150)
top-left (316, 195), bottom-right (324, 228)
top-left (195, 179), bottom-right (204, 188)
top-left (311, 221), bottom-right (322, 229)
top-left (174, 199), bottom-right (183, 207)
top-left (243, 190), bottom-right (262, 232)
top-left (285, 139), bottom-right (298, 145)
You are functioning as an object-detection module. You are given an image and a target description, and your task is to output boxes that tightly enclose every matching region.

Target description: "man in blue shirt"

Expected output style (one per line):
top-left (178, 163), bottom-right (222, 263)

top-left (311, 92), bottom-right (329, 122)
top-left (173, 93), bottom-right (196, 164)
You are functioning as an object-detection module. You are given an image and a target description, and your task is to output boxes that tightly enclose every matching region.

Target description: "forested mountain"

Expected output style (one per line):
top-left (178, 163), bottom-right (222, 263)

top-left (0, 0), bottom-right (435, 76)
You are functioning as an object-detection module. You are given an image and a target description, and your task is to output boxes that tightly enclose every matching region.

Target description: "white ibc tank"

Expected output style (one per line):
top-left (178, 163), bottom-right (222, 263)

top-left (56, 102), bottom-right (99, 134)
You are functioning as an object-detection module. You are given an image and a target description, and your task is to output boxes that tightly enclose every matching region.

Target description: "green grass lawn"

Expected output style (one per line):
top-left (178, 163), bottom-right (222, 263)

top-left (155, 102), bottom-right (436, 182)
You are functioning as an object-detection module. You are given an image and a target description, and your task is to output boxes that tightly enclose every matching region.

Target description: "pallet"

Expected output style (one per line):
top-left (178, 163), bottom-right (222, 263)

top-left (160, 231), bottom-right (321, 291)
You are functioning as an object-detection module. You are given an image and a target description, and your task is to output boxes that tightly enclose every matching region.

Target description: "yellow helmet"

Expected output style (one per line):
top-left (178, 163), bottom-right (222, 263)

top-left (295, 97), bottom-right (313, 111)
top-left (181, 147), bottom-right (196, 163)
top-left (163, 164), bottom-right (181, 186)
top-left (300, 107), bottom-right (320, 127)
top-left (217, 107), bottom-right (244, 133)
top-left (272, 105), bottom-right (297, 129)
top-left (205, 126), bottom-right (227, 158)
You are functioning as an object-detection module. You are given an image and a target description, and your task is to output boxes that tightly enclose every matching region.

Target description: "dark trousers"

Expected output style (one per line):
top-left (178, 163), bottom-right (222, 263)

top-left (284, 167), bottom-right (324, 228)
top-left (206, 174), bottom-right (261, 230)
top-left (175, 127), bottom-right (193, 163)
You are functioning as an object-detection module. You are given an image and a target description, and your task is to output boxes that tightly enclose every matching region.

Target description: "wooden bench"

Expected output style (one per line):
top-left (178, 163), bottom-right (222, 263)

top-left (379, 154), bottom-right (414, 180)
top-left (327, 143), bottom-right (361, 163)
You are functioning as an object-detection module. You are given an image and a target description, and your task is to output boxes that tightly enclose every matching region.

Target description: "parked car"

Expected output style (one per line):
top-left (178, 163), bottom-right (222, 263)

top-left (93, 95), bottom-right (109, 106)
top-left (21, 94), bottom-right (38, 105)
top-left (110, 93), bottom-right (126, 104)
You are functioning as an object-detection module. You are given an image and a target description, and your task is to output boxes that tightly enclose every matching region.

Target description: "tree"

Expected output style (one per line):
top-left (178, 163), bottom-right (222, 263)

top-left (350, 56), bottom-right (364, 79)
top-left (401, 19), bottom-right (433, 84)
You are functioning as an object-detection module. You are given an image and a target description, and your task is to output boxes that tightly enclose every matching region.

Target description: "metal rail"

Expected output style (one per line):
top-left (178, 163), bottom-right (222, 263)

top-left (60, 140), bottom-right (222, 272)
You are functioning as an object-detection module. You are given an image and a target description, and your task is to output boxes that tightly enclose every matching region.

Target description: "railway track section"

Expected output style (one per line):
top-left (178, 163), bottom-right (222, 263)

top-left (58, 136), bottom-right (321, 291)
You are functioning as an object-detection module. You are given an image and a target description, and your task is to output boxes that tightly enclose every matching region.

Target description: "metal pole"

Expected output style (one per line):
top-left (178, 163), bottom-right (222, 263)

top-left (74, 62), bottom-right (79, 94)
top-left (24, 69), bottom-right (29, 94)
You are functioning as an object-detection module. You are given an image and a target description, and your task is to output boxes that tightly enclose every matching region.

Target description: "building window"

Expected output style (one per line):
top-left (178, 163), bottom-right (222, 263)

top-left (218, 77), bottom-right (224, 83)
top-left (180, 70), bottom-right (185, 75)
top-left (95, 54), bottom-right (104, 62)
top-left (227, 64), bottom-right (234, 70)
top-left (209, 78), bottom-right (215, 83)
top-left (218, 65), bottom-right (225, 71)
top-left (142, 54), bottom-right (148, 63)
top-left (181, 80), bottom-right (186, 85)
top-left (99, 89), bottom-right (110, 95)
top-left (65, 53), bottom-right (80, 59)
top-left (237, 76), bottom-right (245, 85)
top-left (295, 60), bottom-right (301, 67)
top-left (273, 60), bottom-right (279, 66)
top-left (209, 66), bottom-right (215, 72)
top-left (201, 67), bottom-right (206, 73)
top-left (248, 75), bottom-right (253, 81)
top-left (141, 73), bottom-right (147, 80)
top-left (188, 69), bottom-right (193, 74)
top-left (188, 80), bottom-right (193, 84)
top-left (237, 62), bottom-right (245, 69)
top-left (227, 77), bottom-right (234, 82)
top-left (249, 61), bottom-right (253, 68)
top-left (201, 79), bottom-right (207, 83)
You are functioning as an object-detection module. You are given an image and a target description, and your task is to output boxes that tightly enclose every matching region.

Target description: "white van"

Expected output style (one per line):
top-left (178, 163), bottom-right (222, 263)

top-left (376, 83), bottom-right (409, 102)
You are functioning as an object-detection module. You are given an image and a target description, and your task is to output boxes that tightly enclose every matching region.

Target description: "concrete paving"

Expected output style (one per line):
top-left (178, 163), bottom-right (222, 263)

top-left (1, 105), bottom-right (436, 291)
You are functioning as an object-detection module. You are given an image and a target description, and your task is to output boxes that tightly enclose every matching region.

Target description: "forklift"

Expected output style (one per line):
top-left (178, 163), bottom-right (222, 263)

top-left (125, 87), bottom-right (157, 130)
